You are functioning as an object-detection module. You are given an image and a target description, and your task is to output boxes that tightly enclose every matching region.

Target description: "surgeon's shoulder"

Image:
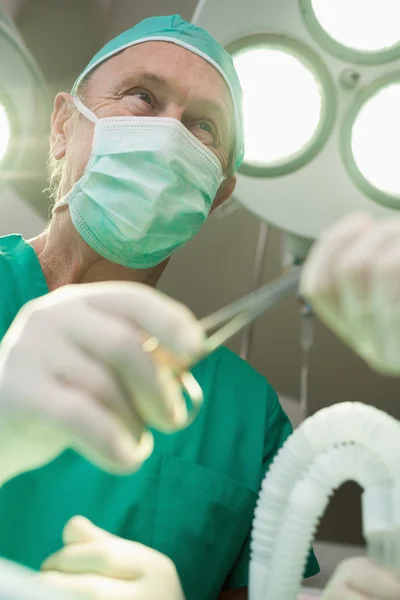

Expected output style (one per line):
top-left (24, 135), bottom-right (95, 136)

top-left (194, 345), bottom-right (264, 381)
top-left (0, 236), bottom-right (22, 341)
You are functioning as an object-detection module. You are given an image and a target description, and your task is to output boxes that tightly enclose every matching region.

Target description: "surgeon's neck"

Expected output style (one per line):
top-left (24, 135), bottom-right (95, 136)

top-left (29, 209), bottom-right (169, 292)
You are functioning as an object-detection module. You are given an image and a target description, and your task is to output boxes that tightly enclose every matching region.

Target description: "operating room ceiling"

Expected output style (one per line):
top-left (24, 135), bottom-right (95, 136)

top-left (2, 0), bottom-right (400, 548)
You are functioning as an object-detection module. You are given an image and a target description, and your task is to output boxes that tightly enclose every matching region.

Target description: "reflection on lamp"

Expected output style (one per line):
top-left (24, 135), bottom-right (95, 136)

top-left (0, 103), bottom-right (10, 163)
top-left (232, 47), bottom-right (322, 168)
top-left (311, 0), bottom-right (400, 53)
top-left (352, 83), bottom-right (400, 199)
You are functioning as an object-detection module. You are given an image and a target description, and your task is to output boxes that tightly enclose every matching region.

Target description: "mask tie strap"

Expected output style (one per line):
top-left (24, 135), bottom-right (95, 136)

top-left (52, 96), bottom-right (99, 214)
top-left (72, 96), bottom-right (98, 123)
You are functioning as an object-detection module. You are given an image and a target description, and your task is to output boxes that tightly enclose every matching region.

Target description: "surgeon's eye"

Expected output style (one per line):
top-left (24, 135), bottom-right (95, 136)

top-left (191, 120), bottom-right (218, 146)
top-left (124, 88), bottom-right (156, 116)
top-left (200, 122), bottom-right (213, 135)
top-left (134, 91), bottom-right (153, 105)
top-left (125, 87), bottom-right (155, 107)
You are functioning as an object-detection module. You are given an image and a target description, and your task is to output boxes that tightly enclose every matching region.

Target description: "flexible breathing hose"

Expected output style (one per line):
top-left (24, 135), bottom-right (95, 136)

top-left (263, 444), bottom-right (390, 600)
top-left (249, 402), bottom-right (400, 600)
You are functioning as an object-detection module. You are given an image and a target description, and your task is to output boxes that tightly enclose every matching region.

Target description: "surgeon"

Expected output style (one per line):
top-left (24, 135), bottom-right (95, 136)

top-left (0, 14), bottom-right (319, 600)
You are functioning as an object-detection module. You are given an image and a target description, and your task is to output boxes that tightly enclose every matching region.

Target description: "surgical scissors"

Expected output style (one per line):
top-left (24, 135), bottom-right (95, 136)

top-left (143, 266), bottom-right (302, 425)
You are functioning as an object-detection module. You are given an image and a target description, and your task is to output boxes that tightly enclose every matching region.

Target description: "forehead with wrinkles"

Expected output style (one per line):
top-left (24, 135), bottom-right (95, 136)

top-left (81, 42), bottom-right (234, 153)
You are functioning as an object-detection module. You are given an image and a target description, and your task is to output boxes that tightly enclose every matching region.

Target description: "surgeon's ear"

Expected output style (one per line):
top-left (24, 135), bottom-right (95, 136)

top-left (211, 175), bottom-right (236, 212)
top-left (50, 92), bottom-right (73, 160)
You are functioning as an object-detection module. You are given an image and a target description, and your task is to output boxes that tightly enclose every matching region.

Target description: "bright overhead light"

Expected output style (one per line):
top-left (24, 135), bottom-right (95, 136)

top-left (309, 0), bottom-right (400, 57)
top-left (351, 82), bottom-right (400, 202)
top-left (194, 0), bottom-right (400, 243)
top-left (232, 45), bottom-right (324, 173)
top-left (0, 103), bottom-right (10, 163)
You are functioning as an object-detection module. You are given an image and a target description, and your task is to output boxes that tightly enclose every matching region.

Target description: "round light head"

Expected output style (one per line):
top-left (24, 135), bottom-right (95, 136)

top-left (343, 74), bottom-right (400, 208)
top-left (0, 103), bottom-right (10, 164)
top-left (0, 4), bottom-right (49, 204)
top-left (228, 34), bottom-right (335, 177)
top-left (302, 0), bottom-right (400, 64)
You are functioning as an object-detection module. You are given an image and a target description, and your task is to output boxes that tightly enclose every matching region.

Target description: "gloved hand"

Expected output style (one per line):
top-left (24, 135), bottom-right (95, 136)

top-left (301, 212), bottom-right (400, 375)
top-left (321, 557), bottom-right (400, 599)
top-left (0, 282), bottom-right (204, 480)
top-left (39, 516), bottom-right (185, 600)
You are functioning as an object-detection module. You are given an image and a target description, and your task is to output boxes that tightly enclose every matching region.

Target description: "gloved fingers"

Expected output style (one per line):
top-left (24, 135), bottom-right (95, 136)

top-left (350, 561), bottom-right (400, 600)
top-left (42, 540), bottom-right (143, 580)
top-left (334, 222), bottom-right (400, 355)
top-left (43, 529), bottom-right (177, 582)
top-left (63, 517), bottom-right (110, 545)
top-left (79, 282), bottom-right (205, 358)
top-left (301, 212), bottom-right (374, 300)
top-left (38, 572), bottom-right (134, 600)
top-left (60, 519), bottom-right (176, 582)
top-left (367, 240), bottom-right (400, 374)
top-left (336, 225), bottom-right (400, 371)
top-left (336, 219), bottom-right (400, 294)
top-left (117, 361), bottom-right (191, 434)
top-left (51, 342), bottom-right (146, 442)
top-left (323, 557), bottom-right (400, 600)
top-left (71, 429), bottom-right (154, 477)
top-left (301, 212), bottom-right (374, 347)
top-left (322, 581), bottom-right (367, 600)
top-left (47, 386), bottom-right (153, 473)
top-left (41, 520), bottom-right (184, 600)
top-left (66, 306), bottom-right (190, 432)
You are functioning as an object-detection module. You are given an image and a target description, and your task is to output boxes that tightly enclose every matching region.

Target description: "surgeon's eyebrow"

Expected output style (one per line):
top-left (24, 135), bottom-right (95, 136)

top-left (118, 72), bottom-right (168, 92)
top-left (117, 71), bottom-right (232, 147)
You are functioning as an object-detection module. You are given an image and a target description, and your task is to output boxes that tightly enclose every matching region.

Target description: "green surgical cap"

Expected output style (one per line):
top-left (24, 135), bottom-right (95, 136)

top-left (72, 14), bottom-right (244, 171)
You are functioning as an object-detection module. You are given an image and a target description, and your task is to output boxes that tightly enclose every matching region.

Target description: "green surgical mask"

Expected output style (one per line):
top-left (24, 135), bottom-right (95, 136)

top-left (53, 97), bottom-right (224, 269)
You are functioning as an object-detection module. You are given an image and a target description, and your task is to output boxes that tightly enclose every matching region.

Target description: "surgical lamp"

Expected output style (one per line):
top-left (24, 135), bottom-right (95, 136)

top-left (303, 0), bottom-right (400, 65)
top-left (0, 5), bottom-right (49, 204)
top-left (193, 0), bottom-right (400, 246)
top-left (227, 35), bottom-right (335, 180)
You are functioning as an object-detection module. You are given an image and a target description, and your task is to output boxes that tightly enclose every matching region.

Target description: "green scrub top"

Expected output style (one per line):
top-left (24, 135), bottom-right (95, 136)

top-left (0, 235), bottom-right (319, 599)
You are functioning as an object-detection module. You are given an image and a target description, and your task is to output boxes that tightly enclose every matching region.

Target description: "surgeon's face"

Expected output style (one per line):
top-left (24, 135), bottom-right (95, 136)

top-left (50, 41), bottom-right (236, 208)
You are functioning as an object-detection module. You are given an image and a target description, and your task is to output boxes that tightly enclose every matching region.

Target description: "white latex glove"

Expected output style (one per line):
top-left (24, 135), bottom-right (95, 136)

top-left (301, 212), bottom-right (400, 375)
top-left (321, 557), bottom-right (400, 600)
top-left (0, 282), bottom-right (204, 480)
top-left (39, 516), bottom-right (185, 600)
